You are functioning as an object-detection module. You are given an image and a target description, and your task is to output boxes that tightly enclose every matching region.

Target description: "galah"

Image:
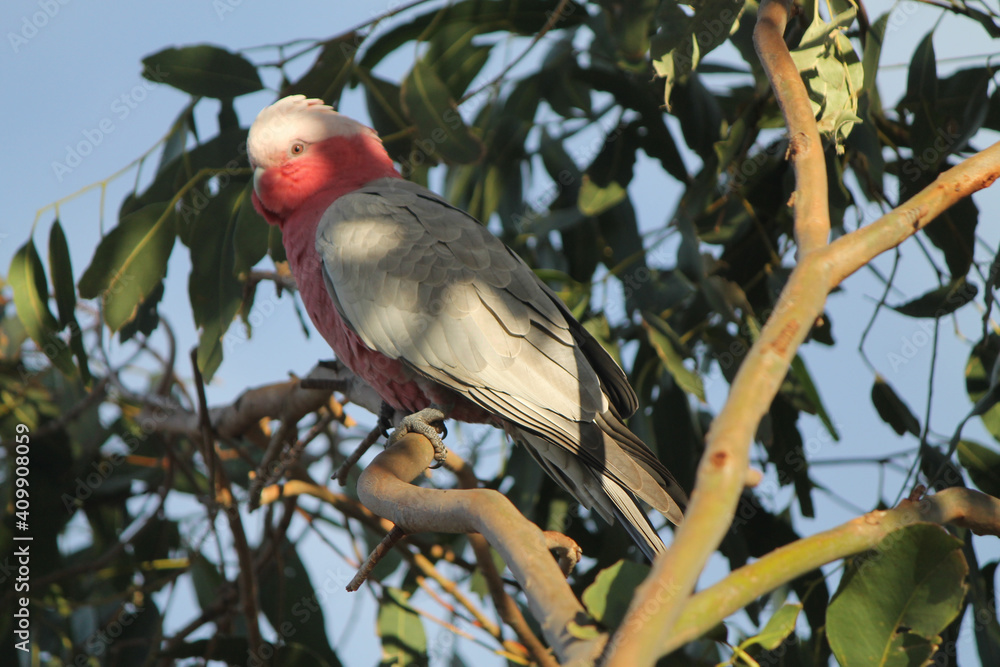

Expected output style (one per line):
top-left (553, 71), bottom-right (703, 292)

top-left (247, 95), bottom-right (686, 559)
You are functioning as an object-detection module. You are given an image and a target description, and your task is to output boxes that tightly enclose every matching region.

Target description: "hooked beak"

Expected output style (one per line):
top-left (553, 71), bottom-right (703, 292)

top-left (253, 166), bottom-right (263, 197)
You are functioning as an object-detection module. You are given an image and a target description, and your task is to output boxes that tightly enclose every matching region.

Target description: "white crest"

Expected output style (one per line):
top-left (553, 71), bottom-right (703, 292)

top-left (247, 95), bottom-right (376, 167)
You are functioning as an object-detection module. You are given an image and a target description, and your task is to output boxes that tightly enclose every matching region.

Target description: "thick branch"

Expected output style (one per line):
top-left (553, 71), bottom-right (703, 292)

top-left (449, 452), bottom-right (557, 667)
top-left (356, 432), bottom-right (604, 666)
top-left (662, 488), bottom-right (1000, 653)
top-left (827, 147), bottom-right (1000, 284)
top-left (151, 361), bottom-right (381, 440)
top-left (754, 0), bottom-right (829, 254)
top-left (607, 4), bottom-right (831, 661)
top-left (607, 0), bottom-right (1000, 661)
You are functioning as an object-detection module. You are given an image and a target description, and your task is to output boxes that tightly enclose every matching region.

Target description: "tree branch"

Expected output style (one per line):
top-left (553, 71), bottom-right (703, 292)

top-left (355, 432), bottom-right (605, 665)
top-left (449, 451), bottom-right (559, 667)
top-left (661, 487), bottom-right (1000, 654)
top-left (151, 361), bottom-right (380, 441)
top-left (605, 0), bottom-right (1000, 662)
top-left (753, 0), bottom-right (830, 254)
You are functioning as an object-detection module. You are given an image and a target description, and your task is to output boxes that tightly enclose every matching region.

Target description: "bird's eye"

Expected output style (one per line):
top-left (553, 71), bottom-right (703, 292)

top-left (290, 143), bottom-right (305, 155)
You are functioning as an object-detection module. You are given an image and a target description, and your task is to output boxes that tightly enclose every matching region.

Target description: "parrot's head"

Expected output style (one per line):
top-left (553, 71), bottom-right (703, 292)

top-left (247, 95), bottom-right (398, 226)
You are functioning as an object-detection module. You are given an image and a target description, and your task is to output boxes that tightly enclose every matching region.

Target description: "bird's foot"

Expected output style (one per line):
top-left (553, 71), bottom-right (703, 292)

top-left (388, 407), bottom-right (448, 468)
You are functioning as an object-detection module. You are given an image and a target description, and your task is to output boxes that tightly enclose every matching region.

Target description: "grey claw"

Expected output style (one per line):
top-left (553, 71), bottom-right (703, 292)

top-left (388, 407), bottom-right (448, 466)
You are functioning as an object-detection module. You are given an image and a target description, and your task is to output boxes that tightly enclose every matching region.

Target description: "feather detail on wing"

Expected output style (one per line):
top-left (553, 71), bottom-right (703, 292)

top-left (316, 177), bottom-right (686, 542)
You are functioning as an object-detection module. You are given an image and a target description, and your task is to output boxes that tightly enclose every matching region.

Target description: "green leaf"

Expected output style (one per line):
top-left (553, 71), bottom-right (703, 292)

top-left (540, 37), bottom-right (592, 118)
top-left (871, 376), bottom-right (921, 437)
top-left (601, 0), bottom-right (659, 71)
top-left (190, 554), bottom-right (224, 612)
top-left (157, 107), bottom-right (192, 174)
top-left (861, 14), bottom-right (889, 99)
top-left (789, 0), bottom-right (863, 149)
top-left (890, 277), bottom-right (977, 318)
top-left (9, 240), bottom-right (77, 376)
top-left (401, 61), bottom-right (485, 165)
top-left (742, 603), bottom-right (802, 651)
top-left (78, 202), bottom-right (176, 332)
top-left (789, 355), bottom-right (839, 441)
top-left (47, 222), bottom-right (76, 329)
top-left (971, 560), bottom-right (1000, 665)
top-left (422, 22), bottom-right (492, 100)
top-left (122, 128), bottom-right (249, 219)
top-left (188, 182), bottom-right (246, 382)
top-left (48, 221), bottom-right (90, 382)
top-left (581, 559), bottom-right (649, 629)
top-left (965, 335), bottom-right (1000, 442)
top-left (957, 440), bottom-right (1000, 497)
top-left (922, 192), bottom-right (978, 280)
top-left (359, 0), bottom-right (586, 71)
top-left (259, 541), bottom-right (342, 667)
top-left (359, 70), bottom-right (416, 168)
top-left (119, 281), bottom-right (164, 343)
top-left (642, 313), bottom-right (705, 401)
top-left (378, 587), bottom-right (428, 667)
top-left (142, 44), bottom-right (263, 98)
top-left (285, 33), bottom-right (361, 105)
top-left (233, 179), bottom-right (270, 275)
top-left (828, 524), bottom-right (968, 666)
top-left (650, 0), bottom-right (744, 107)
top-left (936, 67), bottom-right (992, 152)
top-left (905, 32), bottom-right (937, 110)
top-left (578, 176), bottom-right (626, 217)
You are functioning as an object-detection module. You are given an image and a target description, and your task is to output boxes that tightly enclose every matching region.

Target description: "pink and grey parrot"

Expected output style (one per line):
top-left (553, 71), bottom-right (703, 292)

top-left (247, 95), bottom-right (686, 559)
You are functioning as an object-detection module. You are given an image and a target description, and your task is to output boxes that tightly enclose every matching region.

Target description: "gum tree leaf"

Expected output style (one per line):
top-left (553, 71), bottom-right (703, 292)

top-left (401, 61), bottom-right (484, 165)
top-left (582, 559), bottom-right (649, 629)
top-left (742, 603), bottom-right (802, 651)
top-left (642, 313), bottom-right (705, 401)
top-left (957, 440), bottom-right (1000, 497)
top-left (233, 179), bottom-right (269, 275)
top-left (828, 524), bottom-right (968, 666)
top-left (650, 0), bottom-right (744, 107)
top-left (377, 587), bottom-right (427, 666)
top-left (890, 277), bottom-right (977, 318)
top-left (9, 239), bottom-right (77, 376)
top-left (142, 44), bottom-right (263, 98)
top-left (284, 33), bottom-right (361, 104)
top-left (259, 541), bottom-right (343, 667)
top-left (188, 182), bottom-right (246, 381)
top-left (78, 202), bottom-right (176, 332)
top-left (871, 376), bottom-right (921, 436)
top-left (48, 221), bottom-right (90, 381)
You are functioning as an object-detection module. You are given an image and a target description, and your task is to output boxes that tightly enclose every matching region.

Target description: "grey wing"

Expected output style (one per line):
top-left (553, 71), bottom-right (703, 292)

top-left (316, 177), bottom-right (664, 504)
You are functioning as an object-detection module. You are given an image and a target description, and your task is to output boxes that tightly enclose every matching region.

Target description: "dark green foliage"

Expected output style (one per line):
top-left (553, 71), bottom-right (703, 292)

top-left (5, 0), bottom-right (999, 664)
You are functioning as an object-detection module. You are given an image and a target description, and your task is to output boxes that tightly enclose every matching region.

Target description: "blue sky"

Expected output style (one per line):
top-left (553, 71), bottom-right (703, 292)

top-left (4, 0), bottom-right (1000, 664)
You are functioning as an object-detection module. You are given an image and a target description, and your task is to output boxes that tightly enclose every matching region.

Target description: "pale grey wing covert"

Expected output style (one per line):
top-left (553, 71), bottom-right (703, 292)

top-left (315, 177), bottom-right (684, 557)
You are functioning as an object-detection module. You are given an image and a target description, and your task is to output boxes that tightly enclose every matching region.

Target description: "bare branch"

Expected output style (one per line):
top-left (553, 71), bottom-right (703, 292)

top-left (191, 349), bottom-right (264, 658)
top-left (151, 361), bottom-right (380, 441)
top-left (754, 0), bottom-right (830, 254)
top-left (355, 432), bottom-right (605, 665)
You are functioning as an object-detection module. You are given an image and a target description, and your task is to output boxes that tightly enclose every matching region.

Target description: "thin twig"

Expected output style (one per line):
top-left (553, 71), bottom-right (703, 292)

top-left (190, 349), bottom-right (264, 658)
top-left (459, 0), bottom-right (574, 104)
top-left (347, 525), bottom-right (407, 591)
top-left (333, 422), bottom-right (385, 485)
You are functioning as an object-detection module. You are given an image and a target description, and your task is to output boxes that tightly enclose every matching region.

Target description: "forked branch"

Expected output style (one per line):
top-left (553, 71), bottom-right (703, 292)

top-left (355, 432), bottom-right (604, 665)
top-left (604, 0), bottom-right (1000, 663)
